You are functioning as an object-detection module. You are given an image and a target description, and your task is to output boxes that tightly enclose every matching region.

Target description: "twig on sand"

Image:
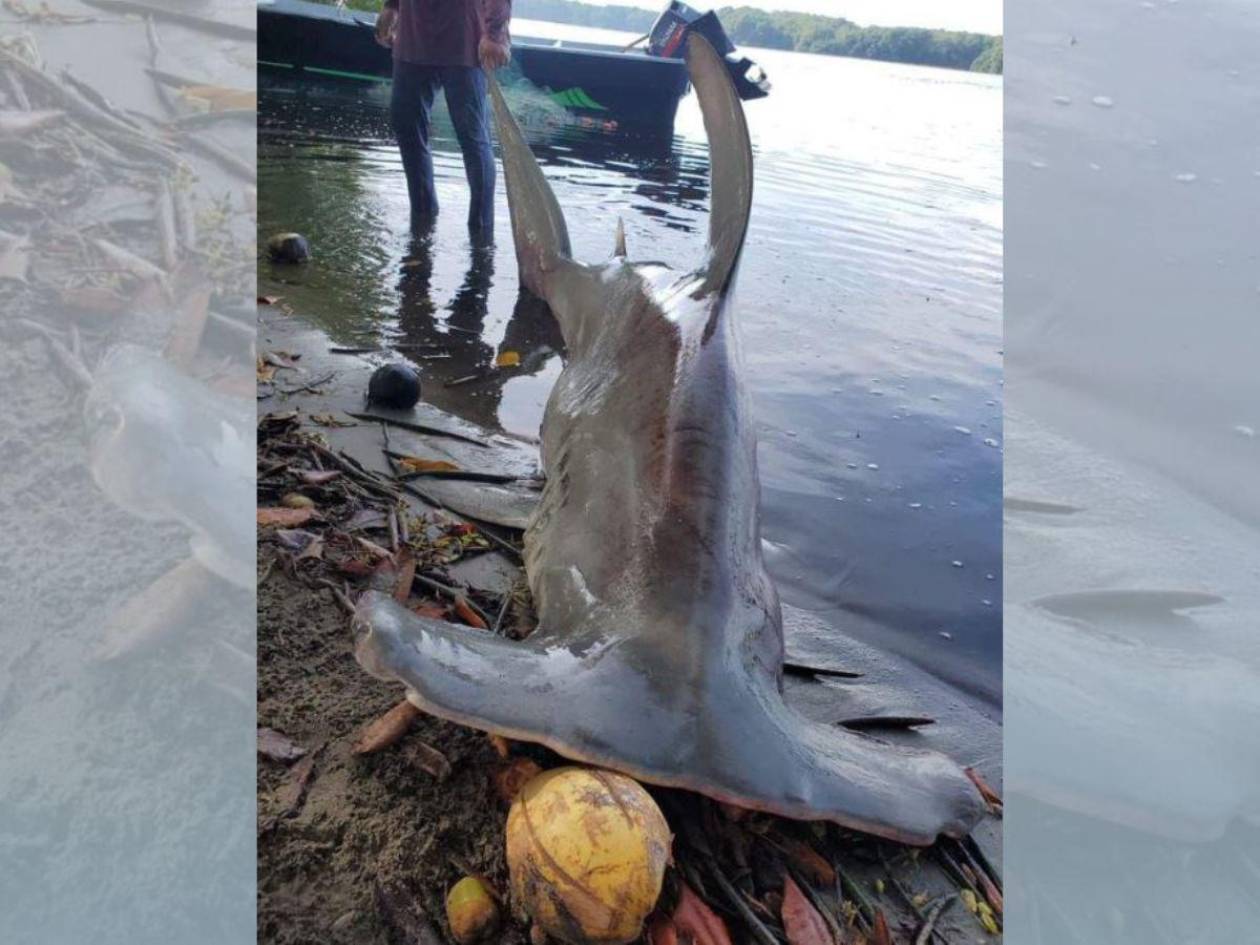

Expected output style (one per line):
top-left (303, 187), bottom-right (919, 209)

top-left (492, 592), bottom-right (512, 635)
top-left (16, 320), bottom-right (93, 390)
top-left (702, 859), bottom-right (782, 945)
top-left (829, 854), bottom-right (875, 934)
top-left (314, 578), bottom-right (356, 615)
top-left (174, 108), bottom-right (255, 129)
top-left (277, 371), bottom-right (336, 396)
top-left (144, 17), bottom-right (180, 118)
top-left (352, 699), bottom-right (423, 755)
top-left (913, 895), bottom-right (956, 945)
top-left (412, 573), bottom-right (493, 629)
top-left (346, 411), bottom-right (492, 448)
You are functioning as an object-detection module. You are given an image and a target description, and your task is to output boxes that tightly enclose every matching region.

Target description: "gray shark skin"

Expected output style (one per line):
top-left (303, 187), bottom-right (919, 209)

top-left (355, 35), bottom-right (986, 844)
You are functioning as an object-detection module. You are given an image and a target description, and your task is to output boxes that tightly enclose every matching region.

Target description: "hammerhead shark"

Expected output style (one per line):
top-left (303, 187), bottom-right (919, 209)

top-left (355, 35), bottom-right (987, 844)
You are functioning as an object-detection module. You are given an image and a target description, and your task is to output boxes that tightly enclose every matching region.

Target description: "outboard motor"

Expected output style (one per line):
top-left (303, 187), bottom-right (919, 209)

top-left (648, 1), bottom-right (771, 101)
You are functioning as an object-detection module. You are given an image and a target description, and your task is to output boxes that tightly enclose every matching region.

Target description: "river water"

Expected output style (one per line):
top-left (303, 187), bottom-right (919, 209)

top-left (258, 23), bottom-right (1003, 706)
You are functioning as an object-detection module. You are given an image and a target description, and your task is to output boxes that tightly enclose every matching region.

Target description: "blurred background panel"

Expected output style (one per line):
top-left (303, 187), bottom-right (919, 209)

top-left (0, 2), bottom-right (256, 943)
top-left (1004, 0), bottom-right (1260, 941)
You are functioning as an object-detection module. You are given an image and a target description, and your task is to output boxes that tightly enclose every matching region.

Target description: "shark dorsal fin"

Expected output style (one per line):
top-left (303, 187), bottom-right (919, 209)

top-left (486, 70), bottom-right (572, 297)
top-left (686, 33), bottom-right (754, 299)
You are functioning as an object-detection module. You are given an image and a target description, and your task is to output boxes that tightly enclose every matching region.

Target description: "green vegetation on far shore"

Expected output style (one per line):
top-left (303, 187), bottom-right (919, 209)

top-left (320, 0), bottom-right (1003, 74)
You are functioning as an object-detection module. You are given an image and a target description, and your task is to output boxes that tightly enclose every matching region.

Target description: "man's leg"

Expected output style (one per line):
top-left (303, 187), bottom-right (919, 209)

top-left (441, 67), bottom-right (496, 241)
top-left (390, 59), bottom-right (440, 231)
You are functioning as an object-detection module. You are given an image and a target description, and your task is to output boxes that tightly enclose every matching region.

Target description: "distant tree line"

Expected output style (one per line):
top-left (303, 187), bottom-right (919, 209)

top-left (314, 0), bottom-right (1003, 74)
top-left (717, 6), bottom-right (1001, 73)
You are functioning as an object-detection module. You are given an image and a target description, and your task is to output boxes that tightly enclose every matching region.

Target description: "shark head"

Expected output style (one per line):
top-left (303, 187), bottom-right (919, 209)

top-left (486, 33), bottom-right (754, 332)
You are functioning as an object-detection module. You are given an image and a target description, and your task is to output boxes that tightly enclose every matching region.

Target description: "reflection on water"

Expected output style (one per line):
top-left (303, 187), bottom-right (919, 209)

top-left (258, 42), bottom-right (1002, 704)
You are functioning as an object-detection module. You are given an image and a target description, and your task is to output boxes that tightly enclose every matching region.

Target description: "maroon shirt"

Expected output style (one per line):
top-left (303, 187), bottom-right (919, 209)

top-left (383, 0), bottom-right (512, 68)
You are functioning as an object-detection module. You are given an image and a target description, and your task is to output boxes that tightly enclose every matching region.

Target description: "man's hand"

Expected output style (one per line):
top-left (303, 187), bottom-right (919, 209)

top-left (479, 36), bottom-right (511, 69)
top-left (375, 6), bottom-right (398, 48)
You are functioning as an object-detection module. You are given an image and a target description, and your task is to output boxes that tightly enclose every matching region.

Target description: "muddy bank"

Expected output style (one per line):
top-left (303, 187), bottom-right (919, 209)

top-left (258, 567), bottom-right (528, 945)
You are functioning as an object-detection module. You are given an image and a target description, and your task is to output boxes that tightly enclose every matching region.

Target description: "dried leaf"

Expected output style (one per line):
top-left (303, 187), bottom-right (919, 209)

top-left (264, 350), bottom-right (300, 369)
top-left (487, 734), bottom-right (511, 758)
top-left (258, 294), bottom-right (282, 305)
top-left (93, 237), bottom-right (165, 281)
top-left (277, 748), bottom-right (320, 817)
top-left (978, 906), bottom-right (999, 935)
top-left (493, 757), bottom-right (542, 804)
top-left (256, 356), bottom-right (276, 383)
top-left (297, 536), bottom-right (325, 561)
top-left (453, 596), bottom-right (488, 630)
top-left (398, 456), bottom-right (460, 473)
top-left (178, 84), bottom-right (257, 112)
top-left (0, 162), bottom-right (17, 204)
top-left (965, 767), bottom-right (1003, 811)
top-left (352, 700), bottom-right (423, 755)
top-left (0, 108), bottom-right (63, 135)
top-left (258, 507), bottom-right (315, 527)
top-left (494, 350), bottom-right (520, 368)
top-left (777, 835), bottom-right (837, 887)
top-left (311, 413), bottom-right (356, 427)
top-left (781, 875), bottom-right (834, 945)
top-left (339, 558), bottom-right (375, 578)
top-left (412, 601), bottom-right (448, 619)
top-left (870, 909), bottom-right (892, 945)
top-left (258, 727), bottom-right (308, 763)
top-left (975, 871), bottom-right (1003, 916)
top-left (648, 883), bottom-right (732, 945)
top-left (299, 469), bottom-right (341, 485)
top-left (274, 528), bottom-right (318, 552)
top-left (393, 550), bottom-right (416, 603)
top-left (406, 739), bottom-right (452, 780)
top-left (0, 232), bottom-right (30, 282)
top-left (356, 536), bottom-right (392, 559)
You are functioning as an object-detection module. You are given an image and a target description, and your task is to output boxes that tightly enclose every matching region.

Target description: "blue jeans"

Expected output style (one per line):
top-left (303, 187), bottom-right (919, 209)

top-left (390, 61), bottom-right (495, 239)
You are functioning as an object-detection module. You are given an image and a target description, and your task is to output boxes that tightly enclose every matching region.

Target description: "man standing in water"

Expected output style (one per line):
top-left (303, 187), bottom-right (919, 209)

top-left (376, 0), bottom-right (512, 241)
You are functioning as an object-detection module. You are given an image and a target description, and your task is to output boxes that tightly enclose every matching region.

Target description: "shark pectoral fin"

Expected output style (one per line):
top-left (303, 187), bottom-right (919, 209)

top-left (486, 71), bottom-right (572, 298)
top-left (686, 33), bottom-right (754, 299)
top-left (353, 590), bottom-right (568, 738)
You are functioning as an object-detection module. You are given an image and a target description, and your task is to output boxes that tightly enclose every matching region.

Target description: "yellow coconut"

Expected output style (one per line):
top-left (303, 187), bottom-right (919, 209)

top-left (446, 876), bottom-right (499, 945)
top-left (505, 766), bottom-right (671, 945)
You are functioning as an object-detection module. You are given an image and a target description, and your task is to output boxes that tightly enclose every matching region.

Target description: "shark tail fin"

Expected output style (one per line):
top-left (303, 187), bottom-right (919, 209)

top-left (486, 71), bottom-right (572, 298)
top-left (686, 33), bottom-right (754, 299)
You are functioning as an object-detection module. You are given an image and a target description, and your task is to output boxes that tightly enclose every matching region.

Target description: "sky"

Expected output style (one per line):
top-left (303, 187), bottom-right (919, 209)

top-left (592, 1), bottom-right (1002, 36)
